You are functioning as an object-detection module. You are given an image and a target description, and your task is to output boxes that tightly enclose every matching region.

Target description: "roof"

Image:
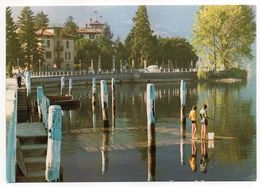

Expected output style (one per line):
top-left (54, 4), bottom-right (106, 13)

top-left (89, 20), bottom-right (104, 25)
top-left (36, 29), bottom-right (54, 36)
top-left (77, 28), bottom-right (103, 34)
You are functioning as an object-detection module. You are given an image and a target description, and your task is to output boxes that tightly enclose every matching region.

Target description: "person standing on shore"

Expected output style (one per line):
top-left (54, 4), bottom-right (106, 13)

top-left (200, 104), bottom-right (208, 140)
top-left (189, 105), bottom-right (197, 139)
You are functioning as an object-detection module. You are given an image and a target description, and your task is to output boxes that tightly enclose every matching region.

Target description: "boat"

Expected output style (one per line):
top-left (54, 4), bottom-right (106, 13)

top-left (46, 95), bottom-right (80, 109)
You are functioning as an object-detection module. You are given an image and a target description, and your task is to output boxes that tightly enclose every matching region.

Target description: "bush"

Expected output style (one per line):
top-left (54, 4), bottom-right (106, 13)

top-left (7, 63), bottom-right (13, 78)
top-left (224, 68), bottom-right (247, 79)
top-left (197, 69), bottom-right (210, 80)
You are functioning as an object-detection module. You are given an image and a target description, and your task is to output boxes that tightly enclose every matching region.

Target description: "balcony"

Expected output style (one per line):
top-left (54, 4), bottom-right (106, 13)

top-left (55, 45), bottom-right (64, 51)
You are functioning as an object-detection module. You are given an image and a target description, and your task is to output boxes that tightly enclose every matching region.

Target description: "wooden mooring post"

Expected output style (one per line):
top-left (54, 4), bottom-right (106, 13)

top-left (69, 78), bottom-right (72, 96)
top-left (100, 80), bottom-right (109, 127)
top-left (60, 76), bottom-right (65, 96)
top-left (45, 105), bottom-right (62, 182)
top-left (146, 83), bottom-right (156, 181)
top-left (180, 80), bottom-right (186, 133)
top-left (92, 78), bottom-right (97, 128)
top-left (36, 86), bottom-right (44, 121)
top-left (111, 78), bottom-right (116, 128)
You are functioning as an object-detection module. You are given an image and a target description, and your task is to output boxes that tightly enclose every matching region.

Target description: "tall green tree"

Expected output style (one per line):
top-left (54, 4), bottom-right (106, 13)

top-left (17, 6), bottom-right (44, 69)
top-left (63, 16), bottom-right (79, 36)
top-left (192, 5), bottom-right (256, 70)
top-left (6, 7), bottom-right (21, 76)
top-left (35, 11), bottom-right (49, 30)
top-left (103, 22), bottom-right (113, 40)
top-left (131, 5), bottom-right (153, 67)
top-left (74, 38), bottom-right (100, 70)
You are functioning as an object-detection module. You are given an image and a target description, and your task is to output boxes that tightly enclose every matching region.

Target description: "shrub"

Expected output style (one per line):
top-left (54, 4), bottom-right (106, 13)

top-left (197, 69), bottom-right (210, 80)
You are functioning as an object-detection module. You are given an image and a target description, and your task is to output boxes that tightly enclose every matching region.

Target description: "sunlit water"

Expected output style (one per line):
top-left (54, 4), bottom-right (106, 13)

top-left (43, 70), bottom-right (256, 182)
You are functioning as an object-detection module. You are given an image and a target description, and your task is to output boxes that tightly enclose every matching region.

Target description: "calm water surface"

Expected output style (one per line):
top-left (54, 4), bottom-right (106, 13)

top-left (44, 74), bottom-right (256, 182)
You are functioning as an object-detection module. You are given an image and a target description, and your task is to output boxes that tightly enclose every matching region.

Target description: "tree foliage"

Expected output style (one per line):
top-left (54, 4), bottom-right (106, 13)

top-left (63, 16), bottom-right (79, 36)
top-left (74, 38), bottom-right (100, 70)
top-left (17, 6), bottom-right (45, 69)
top-left (35, 11), bottom-right (49, 30)
top-left (192, 5), bottom-right (256, 70)
top-left (131, 5), bottom-right (153, 67)
top-left (6, 7), bottom-right (21, 74)
top-left (158, 37), bottom-right (198, 68)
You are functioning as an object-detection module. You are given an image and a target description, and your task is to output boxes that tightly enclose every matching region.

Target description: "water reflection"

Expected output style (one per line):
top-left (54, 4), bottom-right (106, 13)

top-left (200, 140), bottom-right (209, 174)
top-left (189, 140), bottom-right (197, 172)
top-left (101, 128), bottom-right (110, 174)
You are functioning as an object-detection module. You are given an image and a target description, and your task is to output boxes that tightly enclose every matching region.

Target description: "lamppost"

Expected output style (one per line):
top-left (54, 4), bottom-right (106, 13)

top-left (79, 59), bottom-right (82, 71)
top-left (112, 44), bottom-right (115, 73)
top-left (38, 59), bottom-right (41, 73)
top-left (17, 58), bottom-right (19, 68)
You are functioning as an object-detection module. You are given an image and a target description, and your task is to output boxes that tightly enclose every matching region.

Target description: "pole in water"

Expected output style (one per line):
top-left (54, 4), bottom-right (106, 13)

top-left (69, 78), bottom-right (72, 96)
top-left (180, 80), bottom-right (186, 132)
top-left (146, 83), bottom-right (156, 181)
top-left (45, 105), bottom-right (62, 182)
top-left (92, 78), bottom-right (97, 107)
top-left (60, 76), bottom-right (65, 96)
top-left (100, 80), bottom-right (109, 127)
top-left (36, 86), bottom-right (44, 121)
top-left (111, 78), bottom-right (116, 128)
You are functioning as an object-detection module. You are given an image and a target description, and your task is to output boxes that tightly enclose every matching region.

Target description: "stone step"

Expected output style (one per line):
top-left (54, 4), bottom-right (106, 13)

top-left (16, 170), bottom-right (46, 182)
top-left (21, 144), bottom-right (47, 157)
top-left (24, 156), bottom-right (46, 171)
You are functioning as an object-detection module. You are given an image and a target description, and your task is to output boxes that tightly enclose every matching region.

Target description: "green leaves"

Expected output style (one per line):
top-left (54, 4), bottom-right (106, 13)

top-left (192, 5), bottom-right (256, 70)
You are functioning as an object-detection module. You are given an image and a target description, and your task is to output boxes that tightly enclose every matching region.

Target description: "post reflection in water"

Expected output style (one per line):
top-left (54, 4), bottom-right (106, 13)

top-left (189, 140), bottom-right (197, 172)
top-left (200, 140), bottom-right (209, 174)
top-left (101, 128), bottom-right (109, 174)
top-left (180, 128), bottom-right (186, 167)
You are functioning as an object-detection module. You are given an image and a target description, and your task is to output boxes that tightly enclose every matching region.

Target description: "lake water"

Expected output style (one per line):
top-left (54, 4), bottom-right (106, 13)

top-left (44, 70), bottom-right (256, 182)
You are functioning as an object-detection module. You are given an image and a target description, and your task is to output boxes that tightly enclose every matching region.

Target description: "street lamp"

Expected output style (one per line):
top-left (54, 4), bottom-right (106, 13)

top-left (79, 59), bottom-right (82, 71)
top-left (39, 59), bottom-right (41, 73)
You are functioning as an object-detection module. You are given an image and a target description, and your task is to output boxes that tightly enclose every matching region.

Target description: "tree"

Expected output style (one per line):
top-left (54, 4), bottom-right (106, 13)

top-left (63, 16), bottom-right (79, 36)
top-left (6, 7), bottom-right (21, 76)
top-left (192, 5), bottom-right (256, 70)
top-left (17, 6), bottom-right (44, 69)
top-left (74, 38), bottom-right (100, 70)
top-left (157, 37), bottom-right (198, 69)
top-left (103, 22), bottom-right (113, 40)
top-left (35, 11), bottom-right (49, 30)
top-left (131, 5), bottom-right (153, 67)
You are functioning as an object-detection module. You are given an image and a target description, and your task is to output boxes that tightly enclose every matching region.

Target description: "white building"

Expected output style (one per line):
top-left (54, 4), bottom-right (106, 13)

top-left (36, 27), bottom-right (76, 71)
top-left (77, 19), bottom-right (105, 39)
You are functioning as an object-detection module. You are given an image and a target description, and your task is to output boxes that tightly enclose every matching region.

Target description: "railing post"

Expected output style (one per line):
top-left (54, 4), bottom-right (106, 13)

top-left (46, 105), bottom-right (62, 182)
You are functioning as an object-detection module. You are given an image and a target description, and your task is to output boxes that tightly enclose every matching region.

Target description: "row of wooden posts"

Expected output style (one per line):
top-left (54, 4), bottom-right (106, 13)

top-left (36, 75), bottom-right (187, 182)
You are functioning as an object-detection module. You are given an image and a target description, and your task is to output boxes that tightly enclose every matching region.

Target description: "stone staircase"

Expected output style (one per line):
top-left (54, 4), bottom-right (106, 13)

top-left (16, 122), bottom-right (47, 182)
top-left (17, 88), bottom-right (29, 123)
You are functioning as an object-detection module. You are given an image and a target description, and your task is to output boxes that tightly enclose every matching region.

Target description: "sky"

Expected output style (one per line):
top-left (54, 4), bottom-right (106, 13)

top-left (10, 5), bottom-right (199, 41)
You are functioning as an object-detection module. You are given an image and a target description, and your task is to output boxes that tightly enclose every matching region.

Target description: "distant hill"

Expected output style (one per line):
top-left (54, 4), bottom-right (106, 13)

top-left (11, 5), bottom-right (198, 41)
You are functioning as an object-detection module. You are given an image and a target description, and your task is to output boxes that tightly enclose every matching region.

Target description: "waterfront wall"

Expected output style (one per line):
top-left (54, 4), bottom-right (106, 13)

top-left (31, 71), bottom-right (198, 88)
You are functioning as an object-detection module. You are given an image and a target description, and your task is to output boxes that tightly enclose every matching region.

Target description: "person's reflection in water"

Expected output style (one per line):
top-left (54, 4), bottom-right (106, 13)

top-left (200, 140), bottom-right (209, 174)
top-left (101, 127), bottom-right (109, 174)
top-left (189, 140), bottom-right (197, 172)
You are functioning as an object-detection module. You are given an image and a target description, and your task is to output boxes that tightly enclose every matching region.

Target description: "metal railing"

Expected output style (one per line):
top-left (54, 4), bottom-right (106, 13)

top-left (6, 90), bottom-right (18, 183)
top-left (31, 68), bottom-right (198, 77)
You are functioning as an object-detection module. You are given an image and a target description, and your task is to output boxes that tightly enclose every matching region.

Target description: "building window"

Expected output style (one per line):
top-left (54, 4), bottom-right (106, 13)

top-left (46, 40), bottom-right (50, 48)
top-left (65, 52), bottom-right (71, 60)
top-left (66, 41), bottom-right (70, 48)
top-left (46, 51), bottom-right (52, 59)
